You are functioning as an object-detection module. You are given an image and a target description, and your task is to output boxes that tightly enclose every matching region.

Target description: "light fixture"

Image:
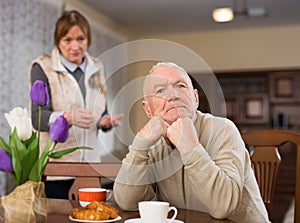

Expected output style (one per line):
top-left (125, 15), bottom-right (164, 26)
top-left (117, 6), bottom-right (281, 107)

top-left (247, 7), bottom-right (267, 17)
top-left (212, 0), bottom-right (267, 23)
top-left (212, 7), bottom-right (234, 23)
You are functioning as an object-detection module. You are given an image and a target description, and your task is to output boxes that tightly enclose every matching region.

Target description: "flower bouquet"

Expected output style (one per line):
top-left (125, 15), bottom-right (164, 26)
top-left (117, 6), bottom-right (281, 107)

top-left (0, 80), bottom-right (91, 223)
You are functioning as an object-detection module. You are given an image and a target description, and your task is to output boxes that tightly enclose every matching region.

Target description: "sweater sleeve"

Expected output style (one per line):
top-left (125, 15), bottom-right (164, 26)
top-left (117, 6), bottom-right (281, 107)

top-left (181, 118), bottom-right (246, 219)
top-left (113, 133), bottom-right (157, 211)
top-left (30, 63), bottom-right (52, 131)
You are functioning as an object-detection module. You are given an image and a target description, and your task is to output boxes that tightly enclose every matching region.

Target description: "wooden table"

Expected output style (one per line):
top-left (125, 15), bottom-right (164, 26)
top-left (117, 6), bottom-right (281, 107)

top-left (46, 199), bottom-right (236, 223)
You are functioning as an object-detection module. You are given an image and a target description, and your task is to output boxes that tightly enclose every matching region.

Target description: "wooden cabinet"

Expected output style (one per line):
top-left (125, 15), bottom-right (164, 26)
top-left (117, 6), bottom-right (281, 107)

top-left (217, 73), bottom-right (270, 130)
top-left (269, 71), bottom-right (300, 130)
top-left (216, 70), bottom-right (300, 131)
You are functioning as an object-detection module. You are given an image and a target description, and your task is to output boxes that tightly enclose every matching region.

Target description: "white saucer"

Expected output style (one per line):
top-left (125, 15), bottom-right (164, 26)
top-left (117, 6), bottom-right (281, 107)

top-left (124, 218), bottom-right (184, 223)
top-left (69, 215), bottom-right (121, 222)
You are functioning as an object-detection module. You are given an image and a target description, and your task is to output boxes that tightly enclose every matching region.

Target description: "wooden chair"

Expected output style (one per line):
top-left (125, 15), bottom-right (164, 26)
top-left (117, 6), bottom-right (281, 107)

top-left (42, 162), bottom-right (121, 200)
top-left (241, 129), bottom-right (300, 223)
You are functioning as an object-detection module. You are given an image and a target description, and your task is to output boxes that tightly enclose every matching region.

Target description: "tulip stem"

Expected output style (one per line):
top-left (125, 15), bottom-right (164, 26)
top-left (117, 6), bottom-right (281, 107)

top-left (38, 106), bottom-right (42, 145)
top-left (50, 141), bottom-right (58, 153)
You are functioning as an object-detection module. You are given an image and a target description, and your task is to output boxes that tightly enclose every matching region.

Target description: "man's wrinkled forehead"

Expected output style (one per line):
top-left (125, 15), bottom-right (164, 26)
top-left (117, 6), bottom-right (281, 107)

top-left (143, 65), bottom-right (191, 96)
top-left (143, 75), bottom-right (167, 96)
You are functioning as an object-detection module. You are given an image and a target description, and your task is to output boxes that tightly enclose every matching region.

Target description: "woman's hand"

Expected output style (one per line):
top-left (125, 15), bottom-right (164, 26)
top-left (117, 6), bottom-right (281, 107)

top-left (99, 113), bottom-right (124, 130)
top-left (64, 108), bottom-right (95, 129)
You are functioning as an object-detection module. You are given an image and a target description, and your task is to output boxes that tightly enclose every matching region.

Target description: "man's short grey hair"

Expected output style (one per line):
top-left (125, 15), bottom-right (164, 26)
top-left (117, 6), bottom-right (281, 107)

top-left (143, 62), bottom-right (188, 98)
top-left (149, 62), bottom-right (186, 74)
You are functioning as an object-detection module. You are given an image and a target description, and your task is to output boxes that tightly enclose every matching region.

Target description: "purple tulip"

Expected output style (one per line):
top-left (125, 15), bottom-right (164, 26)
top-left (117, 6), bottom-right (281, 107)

top-left (30, 80), bottom-right (50, 106)
top-left (50, 116), bottom-right (69, 143)
top-left (0, 149), bottom-right (13, 172)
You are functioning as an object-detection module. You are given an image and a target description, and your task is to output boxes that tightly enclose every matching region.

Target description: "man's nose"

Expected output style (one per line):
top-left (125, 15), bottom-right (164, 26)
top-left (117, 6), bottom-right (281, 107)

top-left (166, 87), bottom-right (179, 101)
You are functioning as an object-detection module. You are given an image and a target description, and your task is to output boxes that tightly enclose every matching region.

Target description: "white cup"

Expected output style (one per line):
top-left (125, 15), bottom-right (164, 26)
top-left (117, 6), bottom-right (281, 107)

top-left (138, 201), bottom-right (177, 223)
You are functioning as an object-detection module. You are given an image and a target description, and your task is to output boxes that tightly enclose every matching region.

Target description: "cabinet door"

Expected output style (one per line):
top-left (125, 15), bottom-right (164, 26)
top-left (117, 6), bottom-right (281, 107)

top-left (224, 95), bottom-right (240, 122)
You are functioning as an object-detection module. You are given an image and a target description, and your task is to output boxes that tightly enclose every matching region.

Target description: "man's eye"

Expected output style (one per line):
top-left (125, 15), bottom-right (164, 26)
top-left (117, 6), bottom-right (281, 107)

top-left (176, 83), bottom-right (186, 89)
top-left (155, 88), bottom-right (165, 95)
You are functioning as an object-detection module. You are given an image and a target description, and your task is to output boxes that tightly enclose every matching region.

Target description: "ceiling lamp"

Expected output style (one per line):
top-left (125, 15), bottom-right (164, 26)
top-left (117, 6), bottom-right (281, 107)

top-left (247, 7), bottom-right (267, 17)
top-left (212, 7), bottom-right (234, 23)
top-left (212, 0), bottom-right (267, 23)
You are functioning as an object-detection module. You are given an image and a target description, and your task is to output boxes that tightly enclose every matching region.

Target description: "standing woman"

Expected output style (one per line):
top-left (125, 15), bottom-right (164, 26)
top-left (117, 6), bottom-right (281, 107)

top-left (28, 10), bottom-right (123, 199)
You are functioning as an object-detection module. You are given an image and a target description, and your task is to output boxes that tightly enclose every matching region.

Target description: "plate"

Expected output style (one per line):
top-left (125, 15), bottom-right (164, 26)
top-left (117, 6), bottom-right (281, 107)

top-left (124, 218), bottom-right (184, 223)
top-left (69, 215), bottom-right (122, 222)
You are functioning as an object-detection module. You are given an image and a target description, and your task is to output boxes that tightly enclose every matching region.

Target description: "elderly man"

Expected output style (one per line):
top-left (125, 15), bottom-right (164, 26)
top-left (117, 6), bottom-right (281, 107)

top-left (113, 62), bottom-right (270, 223)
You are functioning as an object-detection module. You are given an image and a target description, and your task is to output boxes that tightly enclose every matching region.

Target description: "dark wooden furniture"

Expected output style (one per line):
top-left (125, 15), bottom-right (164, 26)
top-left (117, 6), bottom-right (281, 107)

top-left (216, 70), bottom-right (300, 132)
top-left (42, 162), bottom-right (121, 200)
top-left (46, 199), bottom-right (237, 223)
top-left (241, 129), bottom-right (300, 223)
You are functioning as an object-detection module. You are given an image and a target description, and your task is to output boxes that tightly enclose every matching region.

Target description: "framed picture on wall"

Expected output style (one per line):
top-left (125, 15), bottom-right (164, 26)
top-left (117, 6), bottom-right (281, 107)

top-left (275, 77), bottom-right (293, 97)
top-left (269, 72), bottom-right (300, 103)
top-left (240, 94), bottom-right (269, 123)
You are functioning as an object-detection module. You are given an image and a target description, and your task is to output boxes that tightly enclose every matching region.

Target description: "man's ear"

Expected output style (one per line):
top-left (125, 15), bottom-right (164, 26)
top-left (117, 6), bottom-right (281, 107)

top-left (142, 100), bottom-right (152, 118)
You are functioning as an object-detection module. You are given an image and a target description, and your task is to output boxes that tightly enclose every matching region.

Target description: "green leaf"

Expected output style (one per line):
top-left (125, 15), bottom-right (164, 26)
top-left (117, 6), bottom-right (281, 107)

top-left (29, 139), bottom-right (52, 182)
top-left (49, 146), bottom-right (92, 159)
top-left (22, 137), bottom-right (39, 183)
top-left (10, 129), bottom-right (32, 185)
top-left (25, 136), bottom-right (39, 163)
top-left (9, 138), bottom-right (22, 185)
top-left (0, 136), bottom-right (11, 155)
top-left (23, 132), bottom-right (38, 149)
top-left (9, 128), bottom-right (27, 185)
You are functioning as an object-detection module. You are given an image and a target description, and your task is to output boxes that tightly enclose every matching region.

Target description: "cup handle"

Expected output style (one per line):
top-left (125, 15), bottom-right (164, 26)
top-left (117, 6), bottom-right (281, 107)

top-left (167, 206), bottom-right (178, 223)
top-left (106, 189), bottom-right (112, 201)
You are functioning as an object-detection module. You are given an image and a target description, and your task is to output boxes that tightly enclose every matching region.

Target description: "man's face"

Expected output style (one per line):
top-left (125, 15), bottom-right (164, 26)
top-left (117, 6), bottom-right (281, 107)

top-left (143, 65), bottom-right (199, 125)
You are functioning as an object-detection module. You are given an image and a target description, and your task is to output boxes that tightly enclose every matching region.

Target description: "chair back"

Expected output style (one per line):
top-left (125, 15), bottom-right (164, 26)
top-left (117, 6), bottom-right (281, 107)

top-left (42, 162), bottom-right (121, 200)
top-left (241, 129), bottom-right (300, 223)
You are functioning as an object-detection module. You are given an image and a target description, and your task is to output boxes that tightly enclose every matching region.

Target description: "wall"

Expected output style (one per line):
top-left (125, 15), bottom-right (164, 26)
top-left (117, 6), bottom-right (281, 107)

top-left (136, 25), bottom-right (300, 73)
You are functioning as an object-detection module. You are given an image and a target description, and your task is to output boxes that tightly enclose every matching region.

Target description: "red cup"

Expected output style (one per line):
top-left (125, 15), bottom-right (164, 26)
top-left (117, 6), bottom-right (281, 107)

top-left (78, 188), bottom-right (112, 207)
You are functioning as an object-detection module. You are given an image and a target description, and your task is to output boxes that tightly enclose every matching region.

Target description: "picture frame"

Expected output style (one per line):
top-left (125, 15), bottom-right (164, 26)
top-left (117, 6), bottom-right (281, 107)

top-left (275, 77), bottom-right (293, 97)
top-left (269, 72), bottom-right (300, 103)
top-left (240, 94), bottom-right (269, 123)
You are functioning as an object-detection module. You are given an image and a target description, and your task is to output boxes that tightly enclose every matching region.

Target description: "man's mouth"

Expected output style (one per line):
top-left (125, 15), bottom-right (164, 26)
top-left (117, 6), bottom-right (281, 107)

top-left (166, 106), bottom-right (178, 112)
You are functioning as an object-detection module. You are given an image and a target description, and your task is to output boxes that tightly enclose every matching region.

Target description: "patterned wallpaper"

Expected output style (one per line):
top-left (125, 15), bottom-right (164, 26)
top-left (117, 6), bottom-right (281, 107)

top-left (0, 0), bottom-right (127, 195)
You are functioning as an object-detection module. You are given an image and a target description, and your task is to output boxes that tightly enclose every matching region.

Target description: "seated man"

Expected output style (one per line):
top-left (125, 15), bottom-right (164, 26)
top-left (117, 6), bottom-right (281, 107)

top-left (113, 62), bottom-right (270, 223)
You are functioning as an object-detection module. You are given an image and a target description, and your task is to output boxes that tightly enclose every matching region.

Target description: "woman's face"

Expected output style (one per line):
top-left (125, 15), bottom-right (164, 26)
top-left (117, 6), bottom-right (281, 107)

top-left (59, 25), bottom-right (88, 65)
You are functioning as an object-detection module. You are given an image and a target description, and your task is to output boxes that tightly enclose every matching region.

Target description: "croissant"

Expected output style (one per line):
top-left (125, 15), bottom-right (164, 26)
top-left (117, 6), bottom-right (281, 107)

top-left (70, 201), bottom-right (119, 220)
top-left (87, 201), bottom-right (119, 219)
top-left (70, 207), bottom-right (110, 220)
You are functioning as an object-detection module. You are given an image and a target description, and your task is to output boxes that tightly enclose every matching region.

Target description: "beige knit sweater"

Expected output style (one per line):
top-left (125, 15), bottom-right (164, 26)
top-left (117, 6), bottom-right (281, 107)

top-left (114, 111), bottom-right (270, 223)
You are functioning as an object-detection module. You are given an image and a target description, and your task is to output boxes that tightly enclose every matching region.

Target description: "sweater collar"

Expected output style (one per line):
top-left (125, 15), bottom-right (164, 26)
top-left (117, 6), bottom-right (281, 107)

top-left (59, 54), bottom-right (86, 73)
top-left (51, 48), bottom-right (100, 77)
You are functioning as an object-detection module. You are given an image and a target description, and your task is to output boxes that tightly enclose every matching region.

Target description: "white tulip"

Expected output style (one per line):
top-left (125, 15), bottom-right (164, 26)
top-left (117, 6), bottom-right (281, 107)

top-left (4, 107), bottom-right (33, 141)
